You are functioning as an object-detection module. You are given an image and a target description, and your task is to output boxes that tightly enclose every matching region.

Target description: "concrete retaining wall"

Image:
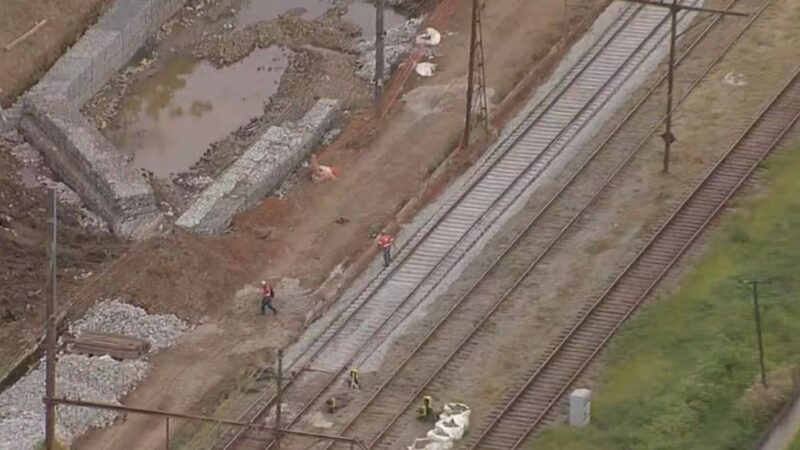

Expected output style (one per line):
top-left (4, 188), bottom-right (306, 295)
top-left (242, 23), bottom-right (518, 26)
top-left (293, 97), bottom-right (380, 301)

top-left (176, 99), bottom-right (341, 235)
top-left (18, 0), bottom-right (186, 238)
top-left (21, 95), bottom-right (161, 236)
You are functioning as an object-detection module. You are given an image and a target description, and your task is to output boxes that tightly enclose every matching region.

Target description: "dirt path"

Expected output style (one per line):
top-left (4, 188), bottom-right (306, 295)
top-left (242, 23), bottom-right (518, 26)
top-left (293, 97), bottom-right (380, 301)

top-left (68, 0), bottom-right (609, 448)
top-left (0, 0), bottom-right (107, 106)
top-left (758, 390), bottom-right (800, 450)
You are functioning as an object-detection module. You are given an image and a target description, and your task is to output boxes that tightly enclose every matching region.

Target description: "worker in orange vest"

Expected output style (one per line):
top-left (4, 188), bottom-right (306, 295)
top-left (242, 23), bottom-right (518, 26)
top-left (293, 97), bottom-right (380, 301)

top-left (377, 231), bottom-right (394, 267)
top-left (260, 281), bottom-right (277, 315)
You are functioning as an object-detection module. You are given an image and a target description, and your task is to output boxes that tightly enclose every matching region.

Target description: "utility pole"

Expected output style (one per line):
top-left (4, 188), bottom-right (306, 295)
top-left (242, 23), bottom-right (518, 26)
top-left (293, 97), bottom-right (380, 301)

top-left (623, 0), bottom-right (747, 173)
top-left (274, 348), bottom-right (284, 450)
top-left (44, 189), bottom-right (57, 450)
top-left (463, 0), bottom-right (488, 146)
top-left (374, 0), bottom-right (385, 107)
top-left (742, 279), bottom-right (770, 388)
top-left (662, 0), bottom-right (678, 174)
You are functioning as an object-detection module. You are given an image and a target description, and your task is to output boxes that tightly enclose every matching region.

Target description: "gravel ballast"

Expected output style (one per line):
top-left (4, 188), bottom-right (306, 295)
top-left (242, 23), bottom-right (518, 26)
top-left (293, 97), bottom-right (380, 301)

top-left (71, 299), bottom-right (188, 349)
top-left (0, 300), bottom-right (187, 448)
top-left (356, 17), bottom-right (424, 81)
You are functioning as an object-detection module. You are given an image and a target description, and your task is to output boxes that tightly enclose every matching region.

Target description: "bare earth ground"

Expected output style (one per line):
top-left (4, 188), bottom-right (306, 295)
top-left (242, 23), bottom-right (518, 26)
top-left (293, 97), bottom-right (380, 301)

top-left (0, 0), bottom-right (118, 363)
top-left (0, 137), bottom-right (126, 373)
top-left (355, 0), bottom-right (800, 446)
top-left (8, 0), bottom-right (610, 449)
top-left (0, 0), bottom-right (107, 106)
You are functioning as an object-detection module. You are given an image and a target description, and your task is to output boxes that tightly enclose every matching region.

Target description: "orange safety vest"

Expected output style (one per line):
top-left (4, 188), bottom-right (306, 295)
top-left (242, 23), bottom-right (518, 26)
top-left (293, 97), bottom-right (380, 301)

top-left (378, 234), bottom-right (394, 248)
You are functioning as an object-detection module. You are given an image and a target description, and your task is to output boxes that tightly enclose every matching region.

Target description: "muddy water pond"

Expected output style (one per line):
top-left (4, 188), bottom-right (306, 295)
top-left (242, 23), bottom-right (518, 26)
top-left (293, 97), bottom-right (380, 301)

top-left (235, 0), bottom-right (404, 35)
top-left (343, 2), bottom-right (405, 37)
top-left (235, 0), bottom-right (335, 28)
top-left (107, 0), bottom-right (406, 178)
top-left (106, 47), bottom-right (289, 177)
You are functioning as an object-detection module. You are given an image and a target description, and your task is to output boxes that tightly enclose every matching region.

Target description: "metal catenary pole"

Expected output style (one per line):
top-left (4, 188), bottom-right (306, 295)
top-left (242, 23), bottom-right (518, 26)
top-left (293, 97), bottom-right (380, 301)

top-left (743, 279), bottom-right (770, 387)
top-left (275, 348), bottom-right (283, 450)
top-left (623, 0), bottom-right (748, 173)
top-left (44, 189), bottom-right (57, 450)
top-left (49, 397), bottom-right (369, 449)
top-left (662, 0), bottom-right (678, 173)
top-left (374, 0), bottom-right (385, 107)
top-left (463, 0), bottom-right (480, 146)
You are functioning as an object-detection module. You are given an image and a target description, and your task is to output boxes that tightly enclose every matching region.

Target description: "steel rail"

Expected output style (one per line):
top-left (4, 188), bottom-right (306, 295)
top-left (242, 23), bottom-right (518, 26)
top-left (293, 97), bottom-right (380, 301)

top-left (221, 4), bottom-right (649, 449)
top-left (252, 5), bottom-right (658, 448)
top-left (322, 0), bottom-right (768, 448)
top-left (250, 4), bottom-right (689, 449)
top-left (469, 64), bottom-right (800, 450)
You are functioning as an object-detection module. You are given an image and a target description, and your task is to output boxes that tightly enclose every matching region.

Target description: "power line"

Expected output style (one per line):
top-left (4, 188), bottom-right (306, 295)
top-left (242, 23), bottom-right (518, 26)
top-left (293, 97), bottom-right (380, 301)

top-left (375, 0), bottom-right (386, 107)
top-left (463, 0), bottom-right (488, 146)
top-left (622, 0), bottom-right (748, 173)
top-left (44, 189), bottom-right (57, 450)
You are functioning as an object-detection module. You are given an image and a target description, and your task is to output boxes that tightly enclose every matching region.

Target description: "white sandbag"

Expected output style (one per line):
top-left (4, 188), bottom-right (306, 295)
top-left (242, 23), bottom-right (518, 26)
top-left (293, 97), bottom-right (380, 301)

top-left (415, 27), bottom-right (442, 46)
top-left (406, 402), bottom-right (470, 450)
top-left (441, 403), bottom-right (471, 429)
top-left (434, 418), bottom-right (465, 440)
top-left (415, 62), bottom-right (436, 77)
top-left (427, 427), bottom-right (451, 442)
top-left (407, 437), bottom-right (452, 450)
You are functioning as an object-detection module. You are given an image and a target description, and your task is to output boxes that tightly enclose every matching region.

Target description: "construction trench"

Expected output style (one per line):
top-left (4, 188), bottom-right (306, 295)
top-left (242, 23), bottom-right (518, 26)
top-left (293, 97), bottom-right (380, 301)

top-left (12, 0), bottom-right (426, 238)
top-left (8, 0), bottom-right (792, 448)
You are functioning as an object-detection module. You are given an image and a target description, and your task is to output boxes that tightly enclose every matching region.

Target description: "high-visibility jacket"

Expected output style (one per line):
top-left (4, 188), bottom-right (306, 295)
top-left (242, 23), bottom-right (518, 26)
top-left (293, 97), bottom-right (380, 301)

top-left (377, 234), bottom-right (394, 248)
top-left (349, 369), bottom-right (360, 388)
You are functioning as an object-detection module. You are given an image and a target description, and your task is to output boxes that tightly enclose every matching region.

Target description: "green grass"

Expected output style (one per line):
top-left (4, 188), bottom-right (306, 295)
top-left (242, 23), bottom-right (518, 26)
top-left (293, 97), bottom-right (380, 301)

top-left (788, 430), bottom-right (800, 450)
top-left (532, 141), bottom-right (800, 450)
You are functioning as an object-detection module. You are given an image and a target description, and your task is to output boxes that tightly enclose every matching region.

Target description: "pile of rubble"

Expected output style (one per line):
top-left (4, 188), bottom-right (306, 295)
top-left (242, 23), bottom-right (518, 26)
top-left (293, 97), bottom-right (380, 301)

top-left (356, 17), bottom-right (424, 81)
top-left (0, 300), bottom-right (187, 448)
top-left (0, 355), bottom-right (147, 449)
top-left (71, 299), bottom-right (188, 349)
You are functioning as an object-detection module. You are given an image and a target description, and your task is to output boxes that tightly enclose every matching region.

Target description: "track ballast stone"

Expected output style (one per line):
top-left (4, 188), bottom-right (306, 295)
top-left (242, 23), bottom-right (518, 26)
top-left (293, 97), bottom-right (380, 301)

top-left (71, 299), bottom-right (188, 349)
top-left (0, 354), bottom-right (148, 449)
top-left (356, 17), bottom-right (424, 81)
top-left (0, 300), bottom-right (188, 449)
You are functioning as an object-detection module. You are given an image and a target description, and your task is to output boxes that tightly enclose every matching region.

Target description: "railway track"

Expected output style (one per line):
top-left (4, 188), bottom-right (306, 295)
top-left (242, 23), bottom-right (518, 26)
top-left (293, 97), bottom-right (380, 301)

top-left (466, 66), bottom-right (800, 450)
top-left (292, 0), bottom-right (775, 449)
top-left (221, 2), bottom-right (696, 449)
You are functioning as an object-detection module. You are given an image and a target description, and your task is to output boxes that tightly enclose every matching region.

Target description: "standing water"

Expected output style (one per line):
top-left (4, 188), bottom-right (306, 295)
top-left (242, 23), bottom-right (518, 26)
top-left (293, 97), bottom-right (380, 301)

top-left (107, 47), bottom-right (289, 177)
top-left (235, 0), bottom-right (335, 28)
top-left (343, 2), bottom-right (405, 37)
top-left (106, 0), bottom-right (408, 178)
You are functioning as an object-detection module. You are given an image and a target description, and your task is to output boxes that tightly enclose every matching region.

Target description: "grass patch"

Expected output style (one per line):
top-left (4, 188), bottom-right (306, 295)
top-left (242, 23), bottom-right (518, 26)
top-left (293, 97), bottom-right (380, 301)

top-left (789, 430), bottom-right (800, 450)
top-left (532, 141), bottom-right (800, 450)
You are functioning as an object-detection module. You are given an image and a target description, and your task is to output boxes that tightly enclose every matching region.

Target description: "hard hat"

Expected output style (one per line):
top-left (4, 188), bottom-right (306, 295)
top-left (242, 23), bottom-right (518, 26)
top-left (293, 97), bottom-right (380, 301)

top-left (261, 280), bottom-right (267, 285)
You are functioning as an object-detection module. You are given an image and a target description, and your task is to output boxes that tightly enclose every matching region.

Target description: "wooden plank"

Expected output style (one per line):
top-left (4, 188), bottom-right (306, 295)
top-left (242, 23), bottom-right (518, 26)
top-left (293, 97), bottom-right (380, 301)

top-left (4, 20), bottom-right (48, 52)
top-left (64, 331), bottom-right (150, 359)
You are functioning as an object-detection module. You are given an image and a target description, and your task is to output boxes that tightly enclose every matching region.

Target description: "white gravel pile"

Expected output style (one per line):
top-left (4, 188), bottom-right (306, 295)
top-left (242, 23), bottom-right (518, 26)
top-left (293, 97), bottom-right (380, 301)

top-left (0, 300), bottom-right (188, 448)
top-left (70, 299), bottom-right (188, 349)
top-left (0, 355), bottom-right (148, 449)
top-left (356, 17), bottom-right (424, 81)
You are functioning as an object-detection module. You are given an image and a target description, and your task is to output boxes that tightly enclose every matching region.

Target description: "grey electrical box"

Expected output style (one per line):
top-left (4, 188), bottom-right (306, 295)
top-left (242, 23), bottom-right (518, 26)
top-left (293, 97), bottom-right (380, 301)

top-left (569, 388), bottom-right (591, 427)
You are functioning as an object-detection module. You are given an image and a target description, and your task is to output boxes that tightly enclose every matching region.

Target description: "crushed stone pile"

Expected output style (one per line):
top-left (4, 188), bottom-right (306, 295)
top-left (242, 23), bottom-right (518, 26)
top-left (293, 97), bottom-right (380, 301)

top-left (0, 355), bottom-right (147, 449)
top-left (0, 300), bottom-right (188, 449)
top-left (356, 17), bottom-right (424, 82)
top-left (70, 299), bottom-right (188, 349)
